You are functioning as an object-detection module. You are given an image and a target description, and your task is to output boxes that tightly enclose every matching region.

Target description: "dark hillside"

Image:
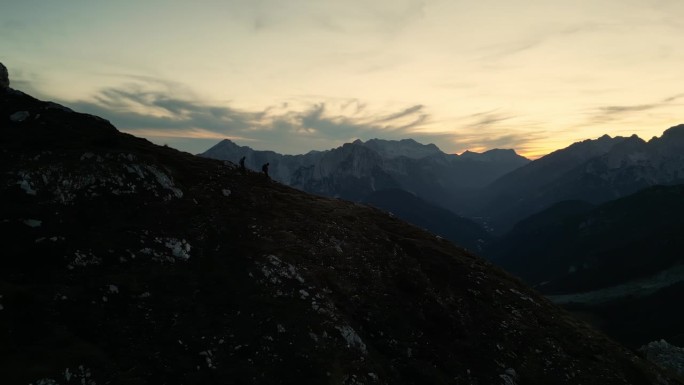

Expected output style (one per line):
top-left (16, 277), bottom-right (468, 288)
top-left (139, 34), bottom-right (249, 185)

top-left (362, 188), bottom-right (490, 252)
top-left (1, 67), bottom-right (680, 384)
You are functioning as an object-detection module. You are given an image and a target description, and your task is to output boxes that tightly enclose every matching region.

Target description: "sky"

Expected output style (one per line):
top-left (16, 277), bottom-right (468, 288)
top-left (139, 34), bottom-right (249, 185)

top-left (2, 0), bottom-right (683, 159)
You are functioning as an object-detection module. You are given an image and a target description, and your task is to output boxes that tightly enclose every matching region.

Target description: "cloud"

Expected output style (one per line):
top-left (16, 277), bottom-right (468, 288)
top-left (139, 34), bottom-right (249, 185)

top-left (415, 109), bottom-right (548, 157)
top-left (0, 62), bottom-right (550, 160)
top-left (48, 75), bottom-right (549, 157)
top-left (5, 67), bottom-right (50, 98)
top-left (475, 20), bottom-right (622, 65)
top-left (662, 93), bottom-right (684, 103)
top-left (375, 104), bottom-right (424, 123)
top-left (466, 131), bottom-right (547, 151)
top-left (237, 0), bottom-right (425, 37)
top-left (477, 39), bottom-right (542, 62)
top-left (59, 77), bottom-right (435, 154)
top-left (69, 89), bottom-right (260, 134)
top-left (589, 93), bottom-right (684, 124)
top-left (466, 109), bottom-right (515, 129)
top-left (599, 104), bottom-right (659, 114)
top-left (446, 129), bottom-right (548, 157)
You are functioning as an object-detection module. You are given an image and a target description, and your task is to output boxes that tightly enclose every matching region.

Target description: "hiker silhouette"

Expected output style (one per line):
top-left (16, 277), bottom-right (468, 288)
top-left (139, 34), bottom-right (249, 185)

top-left (262, 162), bottom-right (270, 178)
top-left (239, 156), bottom-right (246, 172)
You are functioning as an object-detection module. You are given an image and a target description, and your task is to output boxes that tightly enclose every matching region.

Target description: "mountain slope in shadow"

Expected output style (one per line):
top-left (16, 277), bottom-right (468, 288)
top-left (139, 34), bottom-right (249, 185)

top-left (488, 185), bottom-right (684, 293)
top-left (480, 128), bottom-right (684, 233)
top-left (486, 185), bottom-right (684, 348)
top-left (362, 188), bottom-right (490, 252)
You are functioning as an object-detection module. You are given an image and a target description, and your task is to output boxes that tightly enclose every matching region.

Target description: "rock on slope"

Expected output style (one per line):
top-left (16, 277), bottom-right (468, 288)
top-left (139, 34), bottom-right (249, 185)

top-left (1, 66), bottom-right (681, 384)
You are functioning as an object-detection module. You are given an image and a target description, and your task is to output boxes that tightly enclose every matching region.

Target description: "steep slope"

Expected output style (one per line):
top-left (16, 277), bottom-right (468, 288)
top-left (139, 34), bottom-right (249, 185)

top-left (479, 135), bottom-right (628, 232)
top-left (384, 149), bottom-right (530, 217)
top-left (362, 189), bottom-right (490, 252)
top-left (363, 189), bottom-right (490, 253)
top-left (2, 67), bottom-right (681, 384)
top-left (485, 200), bottom-right (598, 287)
top-left (289, 142), bottom-right (400, 201)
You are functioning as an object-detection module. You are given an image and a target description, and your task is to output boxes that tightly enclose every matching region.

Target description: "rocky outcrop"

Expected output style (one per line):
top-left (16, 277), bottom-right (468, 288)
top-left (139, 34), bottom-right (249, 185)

top-left (0, 62), bottom-right (9, 89)
top-left (640, 339), bottom-right (684, 377)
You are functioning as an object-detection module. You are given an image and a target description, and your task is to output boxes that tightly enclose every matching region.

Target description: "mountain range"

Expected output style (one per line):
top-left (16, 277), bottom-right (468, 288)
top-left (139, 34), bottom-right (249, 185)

top-left (203, 124), bottom-right (684, 236)
top-left (479, 128), bottom-right (684, 232)
top-left (201, 121), bottom-right (684, 355)
top-left (201, 138), bottom-right (528, 249)
top-left (3, 63), bottom-right (681, 383)
top-left (201, 137), bottom-right (529, 214)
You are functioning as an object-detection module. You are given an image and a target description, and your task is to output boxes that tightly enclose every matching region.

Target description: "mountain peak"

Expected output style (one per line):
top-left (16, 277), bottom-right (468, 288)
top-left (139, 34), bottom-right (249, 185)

top-left (398, 138), bottom-right (419, 145)
top-left (661, 123), bottom-right (684, 139)
top-left (460, 148), bottom-right (529, 163)
top-left (648, 123), bottom-right (684, 152)
top-left (560, 133), bottom-right (623, 156)
top-left (216, 138), bottom-right (248, 149)
top-left (361, 138), bottom-right (443, 159)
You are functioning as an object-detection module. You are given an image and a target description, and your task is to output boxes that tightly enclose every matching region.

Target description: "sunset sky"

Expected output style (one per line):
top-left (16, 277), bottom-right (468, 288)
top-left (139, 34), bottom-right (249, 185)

top-left (2, 1), bottom-right (683, 158)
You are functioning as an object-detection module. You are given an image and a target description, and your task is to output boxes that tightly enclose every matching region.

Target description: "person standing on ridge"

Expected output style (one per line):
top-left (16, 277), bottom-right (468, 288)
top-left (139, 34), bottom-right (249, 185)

top-left (261, 162), bottom-right (270, 178)
top-left (239, 156), bottom-right (246, 173)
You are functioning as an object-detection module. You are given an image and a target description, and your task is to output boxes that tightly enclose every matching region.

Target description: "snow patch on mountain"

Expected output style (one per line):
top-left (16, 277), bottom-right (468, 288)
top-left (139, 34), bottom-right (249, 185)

top-left (10, 110), bottom-right (30, 122)
top-left (12, 151), bottom-right (184, 203)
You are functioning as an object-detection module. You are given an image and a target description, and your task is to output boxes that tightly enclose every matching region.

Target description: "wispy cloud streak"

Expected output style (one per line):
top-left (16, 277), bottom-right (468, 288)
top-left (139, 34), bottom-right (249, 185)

top-left (53, 75), bottom-right (548, 156)
top-left (590, 93), bottom-right (684, 124)
top-left (61, 78), bottom-right (435, 153)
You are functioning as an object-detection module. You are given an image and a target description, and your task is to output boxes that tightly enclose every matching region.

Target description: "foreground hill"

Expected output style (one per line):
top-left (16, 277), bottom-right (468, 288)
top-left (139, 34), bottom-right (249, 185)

top-left (1, 65), bottom-right (680, 384)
